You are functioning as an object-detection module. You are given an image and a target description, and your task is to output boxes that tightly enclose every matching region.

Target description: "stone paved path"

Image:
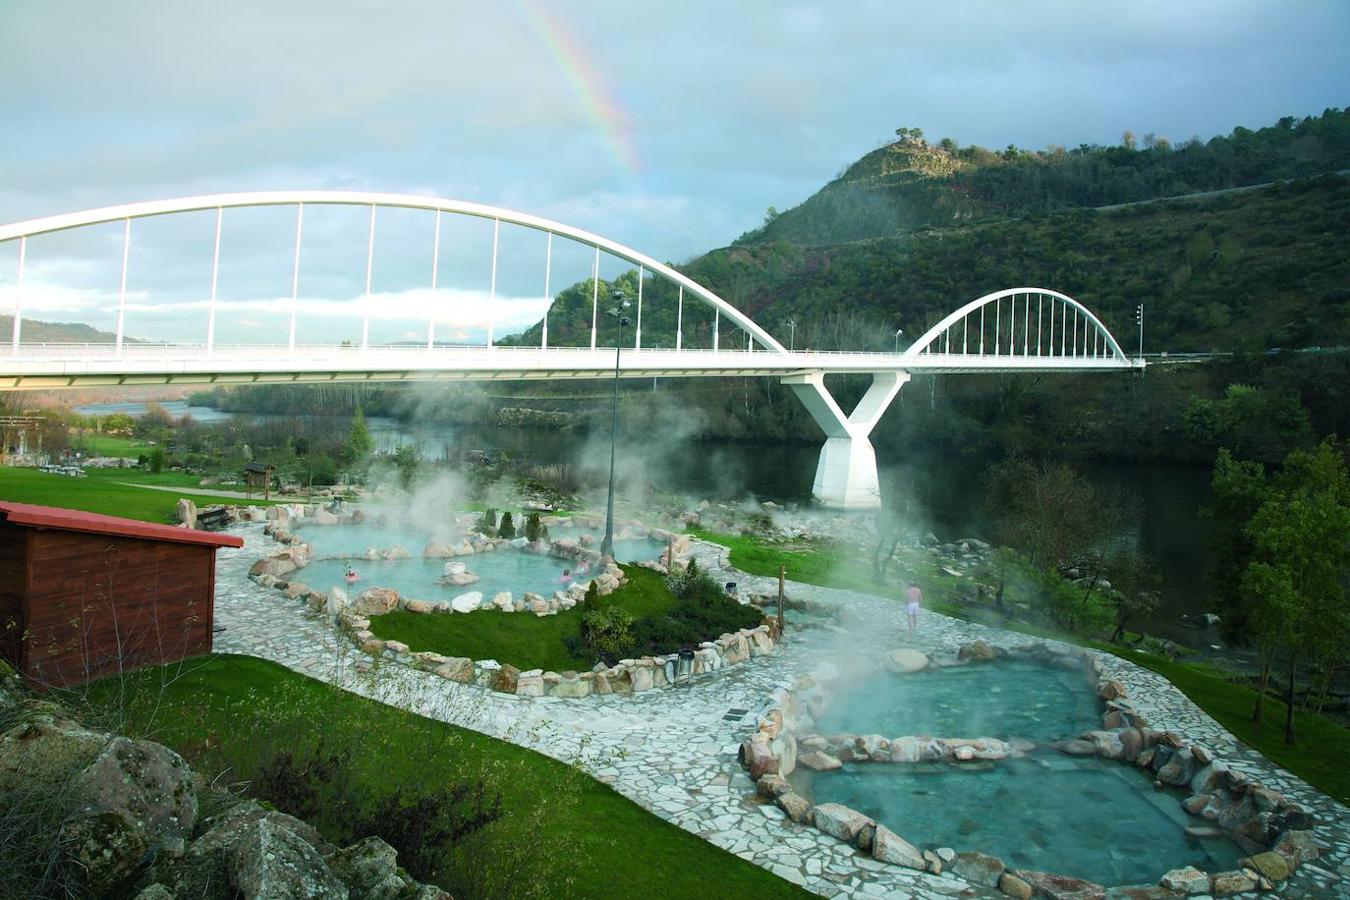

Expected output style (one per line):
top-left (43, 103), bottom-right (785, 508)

top-left (212, 524), bottom-right (1350, 898)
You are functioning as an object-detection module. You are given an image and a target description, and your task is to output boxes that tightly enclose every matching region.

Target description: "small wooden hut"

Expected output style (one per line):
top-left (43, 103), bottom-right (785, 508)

top-left (244, 461), bottom-right (274, 500)
top-left (0, 502), bottom-right (243, 688)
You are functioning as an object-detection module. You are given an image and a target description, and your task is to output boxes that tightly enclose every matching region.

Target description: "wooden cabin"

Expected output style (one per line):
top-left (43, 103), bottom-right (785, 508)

top-left (0, 502), bottom-right (244, 688)
top-left (244, 461), bottom-right (274, 500)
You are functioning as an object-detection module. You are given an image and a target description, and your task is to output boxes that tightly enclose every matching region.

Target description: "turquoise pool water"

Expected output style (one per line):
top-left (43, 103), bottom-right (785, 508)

top-left (812, 659), bottom-right (1101, 741)
top-left (289, 520), bottom-right (663, 602)
top-left (798, 755), bottom-right (1242, 886)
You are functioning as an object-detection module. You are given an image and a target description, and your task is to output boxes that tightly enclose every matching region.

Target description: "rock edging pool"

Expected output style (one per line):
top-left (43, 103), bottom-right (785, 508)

top-left (739, 640), bottom-right (1323, 896)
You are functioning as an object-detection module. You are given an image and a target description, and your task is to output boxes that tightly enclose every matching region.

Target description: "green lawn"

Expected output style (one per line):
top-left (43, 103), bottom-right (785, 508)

top-left (368, 565), bottom-right (676, 671)
top-left (0, 466), bottom-right (274, 523)
top-left (689, 527), bottom-right (965, 615)
top-left (78, 654), bottom-right (808, 899)
top-left (1088, 643), bottom-right (1350, 804)
top-left (68, 432), bottom-right (145, 458)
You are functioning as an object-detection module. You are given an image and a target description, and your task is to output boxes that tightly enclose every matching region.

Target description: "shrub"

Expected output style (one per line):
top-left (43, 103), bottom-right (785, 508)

top-left (475, 508), bottom-right (498, 536)
top-left (582, 606), bottom-right (636, 661)
top-left (148, 445), bottom-right (166, 474)
top-left (523, 512), bottom-right (548, 543)
top-left (497, 512), bottom-right (516, 539)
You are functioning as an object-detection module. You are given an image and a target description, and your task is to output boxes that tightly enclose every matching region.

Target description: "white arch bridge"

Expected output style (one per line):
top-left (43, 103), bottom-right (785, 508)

top-left (0, 191), bottom-right (1143, 509)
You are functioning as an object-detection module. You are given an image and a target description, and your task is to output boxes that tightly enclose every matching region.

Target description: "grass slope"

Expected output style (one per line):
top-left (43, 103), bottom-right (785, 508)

top-left (81, 655), bottom-right (809, 899)
top-left (368, 565), bottom-right (677, 671)
top-left (0, 466), bottom-right (273, 523)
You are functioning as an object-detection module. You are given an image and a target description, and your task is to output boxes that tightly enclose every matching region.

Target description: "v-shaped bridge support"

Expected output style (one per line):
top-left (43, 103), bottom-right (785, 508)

top-left (782, 371), bottom-right (908, 509)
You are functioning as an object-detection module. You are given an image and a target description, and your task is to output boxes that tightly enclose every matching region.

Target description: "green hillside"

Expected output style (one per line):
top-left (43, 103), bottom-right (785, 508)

top-left (513, 171), bottom-right (1350, 354)
top-left (739, 108), bottom-right (1350, 246)
top-left (0, 314), bottom-right (118, 343)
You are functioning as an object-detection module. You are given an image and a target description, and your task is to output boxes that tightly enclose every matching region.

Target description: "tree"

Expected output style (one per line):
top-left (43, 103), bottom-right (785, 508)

top-left (497, 512), bottom-right (516, 540)
top-left (102, 412), bottom-right (135, 436)
top-left (475, 508), bottom-right (498, 536)
top-left (340, 408), bottom-right (374, 467)
top-left (392, 444), bottom-right (420, 490)
top-left (986, 455), bottom-right (1098, 570)
top-left (1121, 130), bottom-right (1136, 150)
top-left (1106, 549), bottom-right (1161, 642)
top-left (523, 512), bottom-right (548, 543)
top-left (1217, 440), bottom-right (1350, 741)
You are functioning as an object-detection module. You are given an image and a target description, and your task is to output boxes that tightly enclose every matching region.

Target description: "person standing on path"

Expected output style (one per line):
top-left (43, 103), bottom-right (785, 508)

top-left (904, 581), bottom-right (922, 633)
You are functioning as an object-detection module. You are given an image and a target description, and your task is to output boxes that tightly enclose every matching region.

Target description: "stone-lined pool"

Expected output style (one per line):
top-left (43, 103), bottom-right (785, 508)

top-left (812, 658), bottom-right (1101, 741)
top-left (794, 754), bottom-right (1243, 886)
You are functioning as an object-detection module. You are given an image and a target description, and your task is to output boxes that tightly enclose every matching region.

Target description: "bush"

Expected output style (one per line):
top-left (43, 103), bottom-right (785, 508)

top-left (147, 445), bottom-right (166, 474)
top-left (497, 512), bottom-right (516, 539)
top-left (523, 512), bottom-right (548, 543)
top-left (475, 508), bottom-right (498, 536)
top-left (581, 606), bottom-right (636, 661)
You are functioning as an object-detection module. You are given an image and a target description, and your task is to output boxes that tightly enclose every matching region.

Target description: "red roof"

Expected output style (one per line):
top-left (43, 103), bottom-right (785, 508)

top-left (0, 501), bottom-right (244, 548)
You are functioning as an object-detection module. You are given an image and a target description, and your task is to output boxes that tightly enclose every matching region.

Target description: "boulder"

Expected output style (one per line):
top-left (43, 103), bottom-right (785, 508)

top-left (1209, 870), bottom-right (1258, 896)
top-left (1159, 866), bottom-right (1209, 894)
top-left (491, 591), bottom-right (513, 610)
top-left (1240, 851), bottom-right (1290, 883)
top-left (442, 561), bottom-right (467, 576)
top-left (1097, 679), bottom-right (1128, 701)
top-left (958, 640), bottom-right (997, 662)
top-left (954, 852), bottom-right (1005, 887)
top-left (871, 823), bottom-right (925, 870)
top-left (739, 735), bottom-right (778, 781)
top-left (311, 509), bottom-right (338, 526)
top-left (451, 591), bottom-right (484, 613)
top-left (551, 671), bottom-right (590, 698)
top-left (383, 545), bottom-right (411, 561)
top-left (70, 734), bottom-right (198, 855)
top-left (493, 664), bottom-right (521, 694)
top-left (230, 815), bottom-right (347, 899)
top-left (998, 872), bottom-right (1034, 899)
top-left (352, 588), bottom-right (399, 616)
top-left (755, 774), bottom-right (790, 799)
top-left (1272, 829), bottom-right (1321, 867)
top-left (433, 658), bottom-right (474, 683)
top-left (249, 555), bottom-right (297, 579)
top-left (775, 791), bottom-right (813, 824)
top-left (383, 640), bottom-right (409, 655)
top-left (631, 666), bottom-right (654, 693)
top-left (515, 670), bottom-right (544, 697)
top-left (328, 836), bottom-right (407, 898)
top-left (175, 497), bottom-right (197, 529)
top-left (1189, 760), bottom-right (1229, 794)
top-left (441, 572), bottom-right (480, 587)
top-left (812, 803), bottom-right (874, 848)
top-left (797, 750), bottom-right (843, 771)
top-left (886, 648), bottom-right (929, 673)
top-left (403, 599), bottom-right (435, 614)
top-left (424, 542), bottom-right (453, 558)
top-left (1011, 870), bottom-right (1105, 899)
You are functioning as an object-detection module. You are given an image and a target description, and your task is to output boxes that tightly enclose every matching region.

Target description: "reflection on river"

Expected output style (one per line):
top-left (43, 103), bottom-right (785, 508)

top-left (75, 400), bottom-right (1216, 642)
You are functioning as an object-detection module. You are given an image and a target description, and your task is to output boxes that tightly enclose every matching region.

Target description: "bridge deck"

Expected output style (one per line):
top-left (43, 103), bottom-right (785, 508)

top-left (0, 344), bottom-right (1141, 390)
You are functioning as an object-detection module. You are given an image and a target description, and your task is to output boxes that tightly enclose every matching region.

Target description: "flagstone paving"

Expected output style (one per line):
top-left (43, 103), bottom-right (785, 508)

top-left (213, 523), bottom-right (1349, 898)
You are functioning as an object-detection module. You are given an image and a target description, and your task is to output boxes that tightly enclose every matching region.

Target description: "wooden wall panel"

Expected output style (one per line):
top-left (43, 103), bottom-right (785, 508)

top-left (0, 524), bottom-right (28, 672)
top-left (20, 530), bottom-right (217, 687)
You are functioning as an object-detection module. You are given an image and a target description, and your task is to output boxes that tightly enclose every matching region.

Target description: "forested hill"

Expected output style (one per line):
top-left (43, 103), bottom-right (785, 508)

top-left (509, 172), bottom-right (1350, 354)
top-left (736, 109), bottom-right (1350, 246)
top-left (0, 315), bottom-right (119, 343)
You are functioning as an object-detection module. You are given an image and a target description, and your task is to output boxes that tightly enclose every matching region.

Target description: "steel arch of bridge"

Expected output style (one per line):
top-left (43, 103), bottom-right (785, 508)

top-left (900, 287), bottom-right (1132, 368)
top-left (0, 190), bottom-right (788, 355)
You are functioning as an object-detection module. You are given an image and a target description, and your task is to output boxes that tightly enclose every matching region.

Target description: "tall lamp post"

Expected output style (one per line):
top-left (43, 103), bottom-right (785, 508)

top-left (1135, 303), bottom-right (1144, 359)
top-left (600, 291), bottom-right (632, 560)
top-left (786, 318), bottom-right (797, 352)
top-left (894, 328), bottom-right (904, 353)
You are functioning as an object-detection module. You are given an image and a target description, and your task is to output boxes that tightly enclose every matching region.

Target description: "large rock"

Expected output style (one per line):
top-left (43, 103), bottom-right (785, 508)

top-left (1241, 851), bottom-right (1290, 883)
top-left (352, 588), bottom-right (399, 616)
top-left (403, 599), bottom-right (435, 614)
top-left (958, 640), bottom-right (997, 662)
top-left (441, 571), bottom-right (480, 587)
top-left (311, 509), bottom-right (338, 526)
top-left (871, 823), bottom-right (925, 870)
top-left (230, 816), bottom-right (347, 899)
top-left (328, 836), bottom-right (407, 898)
top-left (423, 542), bottom-right (453, 558)
top-left (886, 648), bottom-right (929, 673)
top-left (71, 734), bottom-right (198, 855)
top-left (249, 555), bottom-right (297, 579)
top-left (1159, 866), bottom-right (1209, 894)
top-left (1273, 829), bottom-right (1321, 867)
top-left (739, 735), bottom-right (778, 781)
top-left (442, 560), bottom-right (467, 576)
top-left (1209, 870), bottom-right (1258, 896)
top-left (175, 497), bottom-right (197, 529)
top-left (813, 803), bottom-right (874, 848)
top-left (798, 750), bottom-right (842, 771)
top-left (451, 591), bottom-right (484, 613)
top-left (954, 851), bottom-right (1005, 887)
top-left (433, 658), bottom-right (474, 683)
top-left (775, 791), bottom-right (814, 824)
top-left (493, 664), bottom-right (521, 694)
top-left (1012, 870), bottom-right (1105, 899)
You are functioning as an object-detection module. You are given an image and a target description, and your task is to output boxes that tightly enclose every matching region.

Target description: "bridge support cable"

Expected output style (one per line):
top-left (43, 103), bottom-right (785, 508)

top-left (782, 370), bottom-right (908, 509)
top-left (10, 236), bottom-right (25, 353)
top-left (362, 204), bottom-right (377, 351)
top-left (289, 204), bottom-right (304, 352)
top-left (429, 210), bottom-right (441, 350)
top-left (635, 265), bottom-right (643, 350)
top-left (116, 218), bottom-right (131, 355)
top-left (675, 286), bottom-right (683, 351)
top-left (589, 247), bottom-right (599, 350)
top-left (207, 208), bottom-right (222, 353)
top-left (541, 231), bottom-right (552, 350)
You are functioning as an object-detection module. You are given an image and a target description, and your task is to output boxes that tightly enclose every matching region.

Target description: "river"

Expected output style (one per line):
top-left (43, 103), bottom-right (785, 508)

top-left (75, 400), bottom-right (1219, 645)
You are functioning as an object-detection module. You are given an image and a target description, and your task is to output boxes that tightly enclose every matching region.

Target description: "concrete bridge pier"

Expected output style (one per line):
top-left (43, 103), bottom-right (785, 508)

top-left (782, 370), bottom-right (908, 509)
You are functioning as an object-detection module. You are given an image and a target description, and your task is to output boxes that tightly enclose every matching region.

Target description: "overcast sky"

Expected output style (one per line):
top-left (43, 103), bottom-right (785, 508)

top-left (1, 1), bottom-right (1346, 345)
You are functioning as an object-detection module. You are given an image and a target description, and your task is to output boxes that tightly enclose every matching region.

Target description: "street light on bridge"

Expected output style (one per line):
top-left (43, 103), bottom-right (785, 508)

top-left (785, 318), bottom-right (797, 352)
top-left (600, 291), bottom-right (632, 561)
top-left (894, 328), bottom-right (904, 354)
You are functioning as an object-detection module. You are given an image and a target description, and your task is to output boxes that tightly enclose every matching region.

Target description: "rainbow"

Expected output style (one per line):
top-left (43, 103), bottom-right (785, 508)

top-left (517, 0), bottom-right (640, 177)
